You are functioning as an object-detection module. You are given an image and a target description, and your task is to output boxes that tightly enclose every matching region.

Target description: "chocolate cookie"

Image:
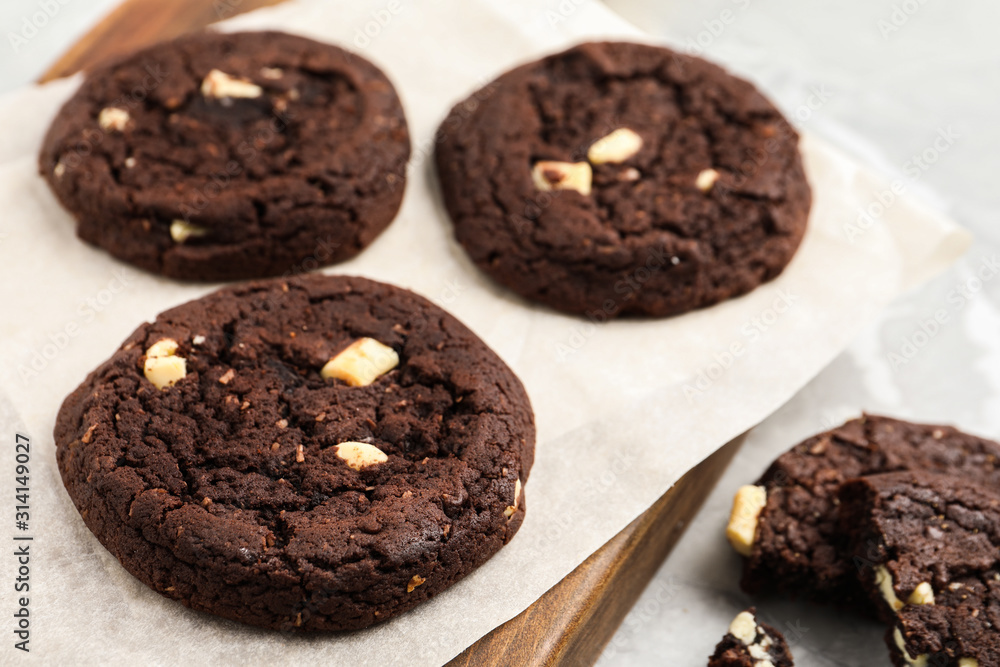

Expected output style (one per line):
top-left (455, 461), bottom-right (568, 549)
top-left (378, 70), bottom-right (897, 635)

top-left (727, 415), bottom-right (1000, 610)
top-left (839, 472), bottom-right (1000, 667)
top-left (53, 275), bottom-right (534, 631)
top-left (708, 608), bottom-right (794, 667)
top-left (434, 41), bottom-right (810, 318)
top-left (40, 31), bottom-right (410, 282)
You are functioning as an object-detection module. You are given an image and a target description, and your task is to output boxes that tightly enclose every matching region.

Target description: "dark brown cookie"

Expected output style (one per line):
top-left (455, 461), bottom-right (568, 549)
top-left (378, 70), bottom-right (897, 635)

top-left (434, 41), bottom-right (810, 318)
top-left (54, 275), bottom-right (534, 631)
top-left (839, 472), bottom-right (1000, 667)
top-left (727, 415), bottom-right (1000, 610)
top-left (708, 608), bottom-right (794, 667)
top-left (39, 31), bottom-right (410, 282)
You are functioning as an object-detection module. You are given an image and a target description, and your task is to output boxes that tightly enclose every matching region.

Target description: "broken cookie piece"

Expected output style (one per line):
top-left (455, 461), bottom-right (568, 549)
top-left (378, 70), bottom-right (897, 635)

top-left (839, 471), bottom-right (1000, 667)
top-left (736, 415), bottom-right (1000, 611)
top-left (708, 608), bottom-right (794, 667)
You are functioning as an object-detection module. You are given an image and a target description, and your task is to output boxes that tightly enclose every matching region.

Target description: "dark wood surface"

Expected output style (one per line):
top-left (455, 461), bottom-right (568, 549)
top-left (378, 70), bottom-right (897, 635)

top-left (42, 2), bottom-right (745, 663)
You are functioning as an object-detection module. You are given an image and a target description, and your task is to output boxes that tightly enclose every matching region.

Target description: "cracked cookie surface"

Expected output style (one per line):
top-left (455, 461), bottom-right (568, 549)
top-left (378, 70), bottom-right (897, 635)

top-left (840, 472), bottom-right (1000, 667)
top-left (740, 416), bottom-right (1000, 612)
top-left (434, 41), bottom-right (810, 318)
top-left (40, 31), bottom-right (410, 282)
top-left (54, 274), bottom-right (535, 631)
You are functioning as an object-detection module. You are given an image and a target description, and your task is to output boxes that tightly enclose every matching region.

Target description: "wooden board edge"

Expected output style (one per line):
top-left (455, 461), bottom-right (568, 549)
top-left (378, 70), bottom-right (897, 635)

top-left (39, 0), bottom-right (287, 83)
top-left (447, 436), bottom-right (744, 666)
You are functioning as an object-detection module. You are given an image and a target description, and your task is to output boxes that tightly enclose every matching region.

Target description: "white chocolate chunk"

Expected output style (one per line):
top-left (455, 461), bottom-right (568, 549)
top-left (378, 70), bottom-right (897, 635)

top-left (726, 485), bottom-right (767, 556)
top-left (893, 627), bottom-right (928, 667)
top-left (125, 157), bottom-right (136, 168)
top-left (727, 611), bottom-right (777, 667)
top-left (54, 162), bottom-right (66, 178)
top-left (907, 581), bottom-right (935, 605)
top-left (958, 659), bottom-right (979, 667)
top-left (748, 643), bottom-right (775, 664)
top-left (146, 338), bottom-right (179, 358)
top-left (728, 611), bottom-right (757, 644)
top-left (531, 161), bottom-right (592, 196)
top-left (876, 565), bottom-right (905, 612)
top-left (321, 338), bottom-right (399, 387)
top-left (170, 219), bottom-right (208, 243)
top-left (98, 107), bottom-right (130, 132)
top-left (504, 478), bottom-right (522, 518)
top-left (143, 338), bottom-right (186, 390)
top-left (260, 67), bottom-right (284, 79)
top-left (587, 128), bottom-right (643, 164)
top-left (201, 69), bottom-right (263, 99)
top-left (335, 442), bottom-right (388, 471)
top-left (696, 168), bottom-right (720, 192)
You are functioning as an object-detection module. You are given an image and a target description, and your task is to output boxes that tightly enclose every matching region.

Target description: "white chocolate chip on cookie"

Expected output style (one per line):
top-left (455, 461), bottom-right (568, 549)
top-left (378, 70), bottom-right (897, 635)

top-left (335, 442), bottom-right (389, 471)
top-left (587, 128), bottom-right (643, 164)
top-left (504, 478), bottom-right (522, 518)
top-left (98, 107), bottom-right (130, 132)
top-left (696, 168), bottom-right (720, 192)
top-left (143, 338), bottom-right (186, 390)
top-left (170, 220), bottom-right (208, 243)
top-left (726, 485), bottom-right (767, 556)
top-left (728, 610), bottom-right (758, 644)
top-left (321, 338), bottom-right (399, 387)
top-left (531, 161), bottom-right (592, 196)
top-left (201, 69), bottom-right (263, 99)
top-left (893, 627), bottom-right (929, 667)
top-left (907, 581), bottom-right (935, 606)
top-left (876, 565), bottom-right (905, 612)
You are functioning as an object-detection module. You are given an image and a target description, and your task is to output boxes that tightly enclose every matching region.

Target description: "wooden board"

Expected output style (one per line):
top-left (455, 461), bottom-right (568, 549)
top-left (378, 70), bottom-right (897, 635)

top-left (41, 2), bottom-right (745, 663)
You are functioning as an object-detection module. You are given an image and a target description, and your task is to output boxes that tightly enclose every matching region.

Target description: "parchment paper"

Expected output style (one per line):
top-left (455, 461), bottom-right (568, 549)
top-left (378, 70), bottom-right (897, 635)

top-left (0, 0), bottom-right (970, 664)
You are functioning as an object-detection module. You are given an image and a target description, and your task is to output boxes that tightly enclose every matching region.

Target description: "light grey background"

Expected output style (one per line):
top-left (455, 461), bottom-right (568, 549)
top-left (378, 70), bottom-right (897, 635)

top-left (1, 1), bottom-right (996, 665)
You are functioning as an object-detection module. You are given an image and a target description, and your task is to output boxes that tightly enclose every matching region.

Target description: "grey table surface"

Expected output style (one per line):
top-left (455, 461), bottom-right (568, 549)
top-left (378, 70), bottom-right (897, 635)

top-left (1, 1), bottom-right (997, 665)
